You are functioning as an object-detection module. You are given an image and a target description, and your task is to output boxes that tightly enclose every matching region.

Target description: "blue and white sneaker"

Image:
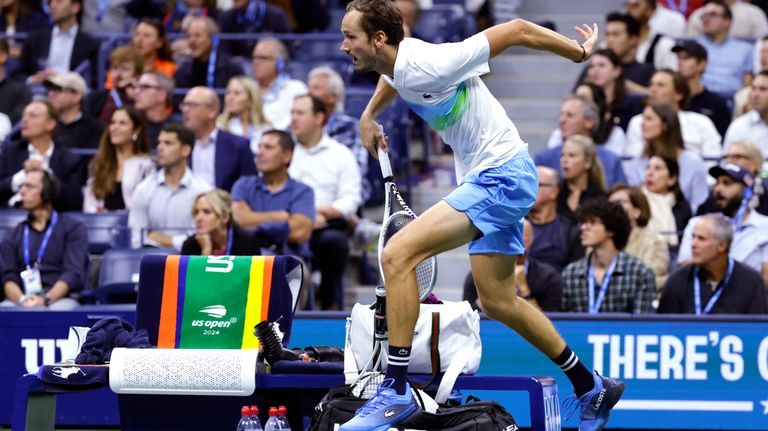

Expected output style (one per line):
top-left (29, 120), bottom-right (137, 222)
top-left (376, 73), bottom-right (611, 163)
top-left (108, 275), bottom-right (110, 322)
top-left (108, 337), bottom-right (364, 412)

top-left (339, 379), bottom-right (421, 431)
top-left (564, 371), bottom-right (625, 431)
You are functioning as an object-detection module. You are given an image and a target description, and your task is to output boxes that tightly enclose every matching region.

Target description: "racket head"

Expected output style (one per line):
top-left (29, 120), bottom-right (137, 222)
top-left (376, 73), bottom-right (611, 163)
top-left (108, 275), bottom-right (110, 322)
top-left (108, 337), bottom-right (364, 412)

top-left (378, 211), bottom-right (438, 301)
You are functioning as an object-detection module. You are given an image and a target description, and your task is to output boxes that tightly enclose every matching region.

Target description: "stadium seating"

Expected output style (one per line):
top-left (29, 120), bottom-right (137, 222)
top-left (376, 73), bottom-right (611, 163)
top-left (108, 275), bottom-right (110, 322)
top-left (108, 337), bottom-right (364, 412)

top-left (0, 209), bottom-right (29, 241)
top-left (67, 211), bottom-right (131, 255)
top-left (81, 247), bottom-right (171, 304)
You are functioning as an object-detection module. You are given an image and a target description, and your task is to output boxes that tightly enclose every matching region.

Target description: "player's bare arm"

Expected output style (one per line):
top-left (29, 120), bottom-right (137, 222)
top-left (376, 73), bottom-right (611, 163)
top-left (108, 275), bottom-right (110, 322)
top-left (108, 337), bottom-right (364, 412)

top-left (360, 76), bottom-right (399, 157)
top-left (483, 19), bottom-right (599, 62)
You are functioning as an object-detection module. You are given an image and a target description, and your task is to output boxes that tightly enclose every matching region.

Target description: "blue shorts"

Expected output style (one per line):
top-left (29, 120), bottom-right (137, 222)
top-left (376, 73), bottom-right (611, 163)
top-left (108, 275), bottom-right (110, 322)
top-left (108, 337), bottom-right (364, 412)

top-left (443, 153), bottom-right (538, 255)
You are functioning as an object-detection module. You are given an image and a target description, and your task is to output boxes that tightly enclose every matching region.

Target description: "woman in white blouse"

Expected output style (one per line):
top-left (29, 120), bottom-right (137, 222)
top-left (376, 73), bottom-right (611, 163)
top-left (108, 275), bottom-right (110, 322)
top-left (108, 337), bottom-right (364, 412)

top-left (217, 76), bottom-right (272, 155)
top-left (84, 107), bottom-right (155, 212)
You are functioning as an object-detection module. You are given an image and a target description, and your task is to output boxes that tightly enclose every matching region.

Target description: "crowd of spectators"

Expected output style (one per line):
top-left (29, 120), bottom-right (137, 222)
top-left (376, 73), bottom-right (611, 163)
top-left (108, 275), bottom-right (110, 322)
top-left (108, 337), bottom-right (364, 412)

top-left (0, 0), bottom-right (766, 315)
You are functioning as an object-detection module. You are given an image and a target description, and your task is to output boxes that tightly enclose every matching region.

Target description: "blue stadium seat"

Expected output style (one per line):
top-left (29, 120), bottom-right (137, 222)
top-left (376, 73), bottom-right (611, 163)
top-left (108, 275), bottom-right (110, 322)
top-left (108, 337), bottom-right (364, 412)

top-left (0, 209), bottom-right (28, 241)
top-left (66, 212), bottom-right (131, 254)
top-left (293, 37), bottom-right (346, 61)
top-left (88, 247), bottom-right (173, 304)
top-left (414, 6), bottom-right (465, 44)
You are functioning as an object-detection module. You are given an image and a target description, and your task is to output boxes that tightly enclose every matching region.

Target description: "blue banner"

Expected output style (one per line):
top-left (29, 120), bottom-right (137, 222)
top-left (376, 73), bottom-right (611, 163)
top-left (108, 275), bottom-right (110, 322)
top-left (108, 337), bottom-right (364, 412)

top-left (1, 308), bottom-right (767, 430)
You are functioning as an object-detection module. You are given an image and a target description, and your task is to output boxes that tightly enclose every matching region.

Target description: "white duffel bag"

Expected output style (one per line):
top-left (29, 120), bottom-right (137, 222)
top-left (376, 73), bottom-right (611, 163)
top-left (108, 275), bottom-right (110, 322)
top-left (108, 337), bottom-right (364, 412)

top-left (344, 300), bottom-right (482, 403)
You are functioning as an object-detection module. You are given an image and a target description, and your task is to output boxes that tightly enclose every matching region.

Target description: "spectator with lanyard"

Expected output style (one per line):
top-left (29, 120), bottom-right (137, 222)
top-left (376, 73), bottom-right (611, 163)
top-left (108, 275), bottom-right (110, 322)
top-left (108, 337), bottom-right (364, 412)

top-left (218, 0), bottom-right (292, 60)
top-left (561, 197), bottom-right (656, 314)
top-left (181, 188), bottom-right (264, 256)
top-left (658, 213), bottom-right (768, 314)
top-left (173, 16), bottom-right (243, 89)
top-left (677, 163), bottom-right (768, 287)
top-left (0, 167), bottom-right (87, 309)
top-left (85, 45), bottom-right (143, 126)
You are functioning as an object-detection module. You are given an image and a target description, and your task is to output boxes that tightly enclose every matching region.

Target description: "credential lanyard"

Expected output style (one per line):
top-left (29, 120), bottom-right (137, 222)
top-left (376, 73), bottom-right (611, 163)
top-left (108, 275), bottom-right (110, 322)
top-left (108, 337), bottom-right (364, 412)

top-left (96, 0), bottom-right (110, 22)
top-left (225, 227), bottom-right (233, 255)
top-left (666, 0), bottom-right (688, 14)
top-left (587, 255), bottom-right (619, 314)
top-left (110, 88), bottom-right (123, 108)
top-left (23, 211), bottom-right (58, 269)
top-left (693, 258), bottom-right (734, 315)
top-left (206, 36), bottom-right (219, 88)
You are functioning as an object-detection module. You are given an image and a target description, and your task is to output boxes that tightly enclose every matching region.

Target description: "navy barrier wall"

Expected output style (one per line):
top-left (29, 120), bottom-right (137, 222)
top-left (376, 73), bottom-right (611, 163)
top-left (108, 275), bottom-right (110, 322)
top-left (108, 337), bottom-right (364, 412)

top-left (1, 307), bottom-right (767, 429)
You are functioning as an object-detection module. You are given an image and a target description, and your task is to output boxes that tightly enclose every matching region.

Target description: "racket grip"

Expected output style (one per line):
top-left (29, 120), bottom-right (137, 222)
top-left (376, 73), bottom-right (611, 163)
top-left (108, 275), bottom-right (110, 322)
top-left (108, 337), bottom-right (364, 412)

top-left (378, 146), bottom-right (393, 179)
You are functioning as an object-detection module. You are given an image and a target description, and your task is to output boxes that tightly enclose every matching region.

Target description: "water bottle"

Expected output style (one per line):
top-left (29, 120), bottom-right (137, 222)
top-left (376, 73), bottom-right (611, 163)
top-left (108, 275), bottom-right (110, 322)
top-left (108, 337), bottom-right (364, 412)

top-left (248, 405), bottom-right (263, 431)
top-left (236, 406), bottom-right (255, 431)
top-left (263, 407), bottom-right (279, 431)
top-left (277, 405), bottom-right (291, 430)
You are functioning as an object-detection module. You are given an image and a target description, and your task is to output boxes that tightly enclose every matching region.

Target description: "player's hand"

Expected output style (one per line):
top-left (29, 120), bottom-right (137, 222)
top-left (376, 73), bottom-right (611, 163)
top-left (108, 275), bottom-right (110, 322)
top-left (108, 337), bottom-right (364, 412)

top-left (360, 112), bottom-right (387, 157)
top-left (573, 23), bottom-right (599, 61)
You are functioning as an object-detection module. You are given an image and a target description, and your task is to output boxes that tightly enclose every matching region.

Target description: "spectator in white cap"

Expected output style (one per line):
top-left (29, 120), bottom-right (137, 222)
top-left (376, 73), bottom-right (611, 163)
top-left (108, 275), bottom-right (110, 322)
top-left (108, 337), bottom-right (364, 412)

top-left (44, 71), bottom-right (104, 150)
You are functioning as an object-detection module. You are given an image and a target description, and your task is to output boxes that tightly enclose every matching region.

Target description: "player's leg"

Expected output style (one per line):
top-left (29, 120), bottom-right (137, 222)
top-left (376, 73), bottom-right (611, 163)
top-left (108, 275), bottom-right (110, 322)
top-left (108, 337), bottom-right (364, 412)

top-left (340, 201), bottom-right (478, 431)
top-left (470, 250), bottom-right (625, 431)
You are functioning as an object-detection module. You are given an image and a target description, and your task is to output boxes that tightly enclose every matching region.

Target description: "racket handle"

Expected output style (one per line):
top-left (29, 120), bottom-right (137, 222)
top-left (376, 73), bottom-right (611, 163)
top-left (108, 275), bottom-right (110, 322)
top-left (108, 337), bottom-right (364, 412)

top-left (378, 146), bottom-right (393, 179)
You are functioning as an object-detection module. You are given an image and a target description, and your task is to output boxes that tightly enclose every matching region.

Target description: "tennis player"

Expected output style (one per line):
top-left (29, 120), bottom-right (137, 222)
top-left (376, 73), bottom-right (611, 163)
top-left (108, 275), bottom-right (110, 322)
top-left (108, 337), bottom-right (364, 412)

top-left (339, 1), bottom-right (624, 431)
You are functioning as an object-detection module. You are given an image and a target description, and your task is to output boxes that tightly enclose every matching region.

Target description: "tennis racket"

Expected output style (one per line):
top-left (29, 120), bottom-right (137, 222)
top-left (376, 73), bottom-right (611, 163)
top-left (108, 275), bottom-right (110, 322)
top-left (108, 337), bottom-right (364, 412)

top-left (377, 145), bottom-right (437, 299)
top-left (350, 143), bottom-right (439, 398)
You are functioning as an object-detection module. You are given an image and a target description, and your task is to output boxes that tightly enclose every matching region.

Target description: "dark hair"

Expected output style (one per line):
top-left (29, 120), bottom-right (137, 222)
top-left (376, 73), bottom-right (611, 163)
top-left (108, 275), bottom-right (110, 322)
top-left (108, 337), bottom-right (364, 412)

top-left (135, 18), bottom-right (174, 61)
top-left (651, 154), bottom-right (687, 206)
top-left (643, 103), bottom-right (685, 159)
top-left (262, 129), bottom-right (295, 153)
top-left (346, 0), bottom-right (405, 46)
top-left (296, 94), bottom-right (329, 125)
top-left (27, 167), bottom-right (61, 204)
top-left (607, 183), bottom-right (651, 227)
top-left (591, 49), bottom-right (628, 122)
top-left (91, 107), bottom-right (150, 200)
top-left (576, 197), bottom-right (631, 250)
top-left (0, 39), bottom-right (8, 55)
top-left (706, 0), bottom-right (732, 20)
top-left (606, 11), bottom-right (641, 37)
top-left (654, 68), bottom-right (690, 109)
top-left (160, 122), bottom-right (195, 149)
top-left (70, 0), bottom-right (84, 23)
top-left (574, 84), bottom-right (612, 144)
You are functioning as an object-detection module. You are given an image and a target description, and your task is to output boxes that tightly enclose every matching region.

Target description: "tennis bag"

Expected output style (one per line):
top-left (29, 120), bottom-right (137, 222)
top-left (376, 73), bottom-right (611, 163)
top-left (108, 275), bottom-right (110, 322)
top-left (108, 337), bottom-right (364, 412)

top-left (344, 301), bottom-right (482, 388)
top-left (308, 385), bottom-right (519, 431)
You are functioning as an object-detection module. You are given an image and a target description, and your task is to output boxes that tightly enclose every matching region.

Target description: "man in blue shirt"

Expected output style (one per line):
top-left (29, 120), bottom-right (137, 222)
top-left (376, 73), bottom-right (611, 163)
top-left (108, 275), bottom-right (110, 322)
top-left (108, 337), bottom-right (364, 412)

top-left (696, 1), bottom-right (753, 98)
top-left (230, 130), bottom-right (314, 258)
top-left (0, 167), bottom-right (87, 309)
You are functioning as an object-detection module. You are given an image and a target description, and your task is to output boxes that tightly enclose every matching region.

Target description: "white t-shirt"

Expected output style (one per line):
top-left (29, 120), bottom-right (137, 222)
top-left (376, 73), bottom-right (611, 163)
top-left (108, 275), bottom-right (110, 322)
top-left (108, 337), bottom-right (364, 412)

top-left (383, 34), bottom-right (526, 181)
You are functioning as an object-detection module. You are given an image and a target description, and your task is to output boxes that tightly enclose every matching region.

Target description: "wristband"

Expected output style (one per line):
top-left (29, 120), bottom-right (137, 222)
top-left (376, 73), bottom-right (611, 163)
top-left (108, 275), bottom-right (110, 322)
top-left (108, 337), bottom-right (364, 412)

top-left (18, 294), bottom-right (28, 303)
top-left (573, 44), bottom-right (587, 63)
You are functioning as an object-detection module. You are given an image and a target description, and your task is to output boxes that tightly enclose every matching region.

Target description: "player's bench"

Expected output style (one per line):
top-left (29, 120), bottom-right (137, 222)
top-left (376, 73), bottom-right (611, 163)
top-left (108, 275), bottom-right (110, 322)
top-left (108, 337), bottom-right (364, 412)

top-left (13, 370), bottom-right (560, 430)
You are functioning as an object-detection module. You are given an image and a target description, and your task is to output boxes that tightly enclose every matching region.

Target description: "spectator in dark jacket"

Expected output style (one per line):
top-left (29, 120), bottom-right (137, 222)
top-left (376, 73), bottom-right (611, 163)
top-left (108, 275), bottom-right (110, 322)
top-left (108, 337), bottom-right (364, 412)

top-left (0, 167), bottom-right (87, 309)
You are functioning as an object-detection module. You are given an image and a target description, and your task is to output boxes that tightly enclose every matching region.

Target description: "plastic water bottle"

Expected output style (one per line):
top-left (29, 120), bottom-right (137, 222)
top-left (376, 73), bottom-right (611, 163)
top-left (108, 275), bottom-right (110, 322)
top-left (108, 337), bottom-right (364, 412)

top-left (277, 405), bottom-right (291, 430)
top-left (236, 406), bottom-right (255, 431)
top-left (263, 407), bottom-right (279, 431)
top-left (249, 405), bottom-right (263, 431)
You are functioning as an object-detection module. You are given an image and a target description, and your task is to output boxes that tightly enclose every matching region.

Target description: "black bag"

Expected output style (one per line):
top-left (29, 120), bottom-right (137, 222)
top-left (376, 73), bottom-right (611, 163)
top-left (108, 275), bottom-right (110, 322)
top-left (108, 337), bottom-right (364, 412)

top-left (308, 385), bottom-right (519, 431)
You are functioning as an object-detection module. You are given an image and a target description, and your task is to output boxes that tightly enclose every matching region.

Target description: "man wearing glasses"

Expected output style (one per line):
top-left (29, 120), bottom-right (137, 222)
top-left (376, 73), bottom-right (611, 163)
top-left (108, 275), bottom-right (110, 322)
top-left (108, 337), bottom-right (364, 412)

top-left (251, 38), bottom-right (307, 130)
top-left (133, 72), bottom-right (181, 147)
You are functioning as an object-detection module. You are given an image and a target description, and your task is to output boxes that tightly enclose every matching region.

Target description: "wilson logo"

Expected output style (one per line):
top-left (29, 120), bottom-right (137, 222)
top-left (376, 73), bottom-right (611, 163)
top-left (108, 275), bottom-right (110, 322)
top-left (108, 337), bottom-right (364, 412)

top-left (199, 305), bottom-right (227, 318)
